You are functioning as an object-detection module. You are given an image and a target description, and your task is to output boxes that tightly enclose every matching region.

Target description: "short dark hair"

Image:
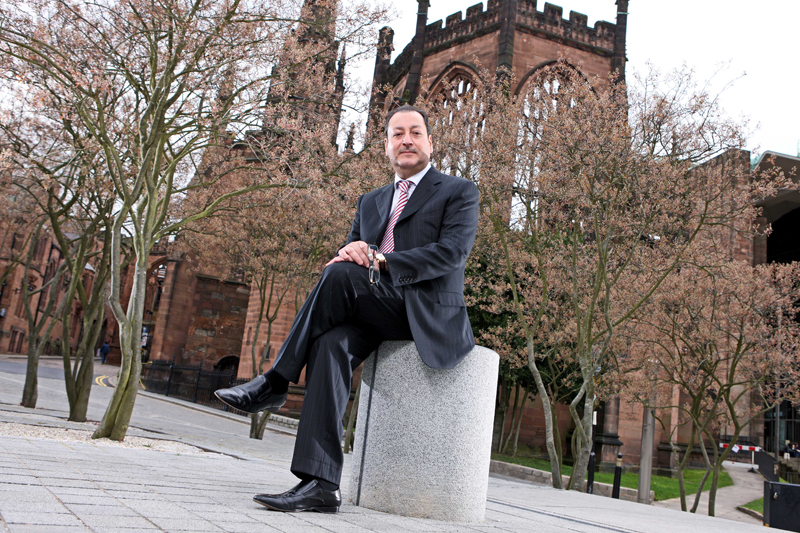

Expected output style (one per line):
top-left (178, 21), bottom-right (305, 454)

top-left (384, 105), bottom-right (431, 137)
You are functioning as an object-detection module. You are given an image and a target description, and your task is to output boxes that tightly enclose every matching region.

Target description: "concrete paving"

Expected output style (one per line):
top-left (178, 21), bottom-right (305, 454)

top-left (0, 358), bottom-right (771, 532)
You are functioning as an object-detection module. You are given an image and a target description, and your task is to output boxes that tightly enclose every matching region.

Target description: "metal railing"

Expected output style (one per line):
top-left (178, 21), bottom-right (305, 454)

top-left (756, 450), bottom-right (780, 482)
top-left (780, 457), bottom-right (800, 484)
top-left (140, 360), bottom-right (250, 417)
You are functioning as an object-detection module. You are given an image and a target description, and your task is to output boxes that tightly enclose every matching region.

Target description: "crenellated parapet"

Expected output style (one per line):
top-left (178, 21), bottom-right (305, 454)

top-left (424, 1), bottom-right (502, 50)
top-left (426, 1), bottom-right (615, 55)
top-left (378, 0), bottom-right (622, 103)
top-left (516, 2), bottom-right (616, 51)
top-left (385, 2), bottom-right (500, 88)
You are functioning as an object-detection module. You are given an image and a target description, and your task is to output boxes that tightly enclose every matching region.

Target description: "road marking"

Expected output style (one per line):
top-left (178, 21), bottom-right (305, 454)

top-left (95, 375), bottom-right (112, 387)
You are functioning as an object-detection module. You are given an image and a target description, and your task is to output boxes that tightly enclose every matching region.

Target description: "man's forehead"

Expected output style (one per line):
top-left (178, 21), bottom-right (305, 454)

top-left (387, 112), bottom-right (426, 130)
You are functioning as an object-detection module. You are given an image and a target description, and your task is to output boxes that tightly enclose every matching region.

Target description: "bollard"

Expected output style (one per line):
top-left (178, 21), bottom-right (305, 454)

top-left (611, 452), bottom-right (623, 499)
top-left (587, 410), bottom-right (596, 494)
top-left (587, 452), bottom-right (596, 494)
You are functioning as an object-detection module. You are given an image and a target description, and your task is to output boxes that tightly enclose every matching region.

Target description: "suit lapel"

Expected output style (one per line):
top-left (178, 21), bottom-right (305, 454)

top-left (397, 168), bottom-right (441, 223)
top-left (368, 183), bottom-right (395, 243)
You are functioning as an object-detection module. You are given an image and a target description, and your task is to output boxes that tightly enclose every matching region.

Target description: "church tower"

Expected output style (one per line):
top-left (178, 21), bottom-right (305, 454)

top-left (267, 0), bottom-right (346, 146)
top-left (370, 0), bottom-right (628, 115)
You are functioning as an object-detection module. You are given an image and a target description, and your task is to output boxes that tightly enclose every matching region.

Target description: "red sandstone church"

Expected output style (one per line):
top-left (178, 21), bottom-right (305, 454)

top-left (3, 0), bottom-right (799, 469)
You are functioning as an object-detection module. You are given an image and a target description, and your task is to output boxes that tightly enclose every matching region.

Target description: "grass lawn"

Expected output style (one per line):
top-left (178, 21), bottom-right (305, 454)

top-left (742, 497), bottom-right (763, 514)
top-left (491, 453), bottom-right (733, 501)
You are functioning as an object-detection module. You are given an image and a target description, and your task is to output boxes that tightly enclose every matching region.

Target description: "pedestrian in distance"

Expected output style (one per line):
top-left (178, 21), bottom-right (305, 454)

top-left (100, 342), bottom-right (110, 365)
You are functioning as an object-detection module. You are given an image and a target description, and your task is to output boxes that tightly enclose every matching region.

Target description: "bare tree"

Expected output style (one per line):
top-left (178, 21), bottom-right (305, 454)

top-left (429, 64), bottom-right (784, 491)
top-left (0, 0), bottom-right (386, 439)
top-left (623, 260), bottom-right (800, 515)
top-left (0, 82), bottom-right (117, 419)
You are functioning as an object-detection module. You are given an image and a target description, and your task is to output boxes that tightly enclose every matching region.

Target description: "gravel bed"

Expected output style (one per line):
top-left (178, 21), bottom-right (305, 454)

top-left (0, 422), bottom-right (206, 454)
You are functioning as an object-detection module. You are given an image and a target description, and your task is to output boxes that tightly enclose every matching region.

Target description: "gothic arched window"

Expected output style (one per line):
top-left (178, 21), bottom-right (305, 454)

top-left (426, 66), bottom-right (483, 178)
top-left (514, 62), bottom-right (588, 231)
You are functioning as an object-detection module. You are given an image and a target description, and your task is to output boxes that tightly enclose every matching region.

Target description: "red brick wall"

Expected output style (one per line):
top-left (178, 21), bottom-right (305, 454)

top-left (180, 276), bottom-right (249, 368)
top-left (148, 259), bottom-right (198, 363)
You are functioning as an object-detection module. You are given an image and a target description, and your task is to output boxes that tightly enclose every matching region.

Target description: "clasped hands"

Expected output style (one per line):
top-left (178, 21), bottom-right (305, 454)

top-left (325, 241), bottom-right (384, 271)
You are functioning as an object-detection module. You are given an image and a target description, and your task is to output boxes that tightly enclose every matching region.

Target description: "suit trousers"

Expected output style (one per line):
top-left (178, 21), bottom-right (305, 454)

top-left (272, 262), bottom-right (413, 485)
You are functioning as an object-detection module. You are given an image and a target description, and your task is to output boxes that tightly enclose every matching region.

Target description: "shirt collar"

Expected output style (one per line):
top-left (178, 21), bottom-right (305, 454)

top-left (394, 163), bottom-right (431, 189)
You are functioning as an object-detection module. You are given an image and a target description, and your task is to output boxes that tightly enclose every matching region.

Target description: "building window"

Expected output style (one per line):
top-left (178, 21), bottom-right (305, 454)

top-left (15, 283), bottom-right (25, 318)
top-left (34, 238), bottom-right (47, 262)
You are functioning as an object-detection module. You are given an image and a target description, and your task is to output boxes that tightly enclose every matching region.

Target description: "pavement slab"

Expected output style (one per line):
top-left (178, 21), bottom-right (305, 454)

top-left (0, 362), bottom-right (772, 532)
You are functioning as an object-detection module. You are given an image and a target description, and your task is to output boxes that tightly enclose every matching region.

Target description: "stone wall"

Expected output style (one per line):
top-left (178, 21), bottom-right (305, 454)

top-left (490, 460), bottom-right (654, 503)
top-left (237, 283), bottom-right (300, 379)
top-left (180, 276), bottom-right (249, 368)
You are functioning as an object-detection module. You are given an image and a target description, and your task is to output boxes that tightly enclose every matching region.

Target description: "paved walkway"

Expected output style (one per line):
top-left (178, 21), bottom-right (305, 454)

top-left (653, 461), bottom-right (763, 525)
top-left (0, 359), bottom-right (769, 533)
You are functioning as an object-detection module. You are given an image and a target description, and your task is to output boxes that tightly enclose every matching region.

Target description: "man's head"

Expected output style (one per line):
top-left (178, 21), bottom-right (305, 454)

top-left (384, 105), bottom-right (432, 179)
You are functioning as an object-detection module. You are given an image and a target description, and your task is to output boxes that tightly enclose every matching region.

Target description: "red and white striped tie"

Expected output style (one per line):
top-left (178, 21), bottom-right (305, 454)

top-left (378, 180), bottom-right (411, 253)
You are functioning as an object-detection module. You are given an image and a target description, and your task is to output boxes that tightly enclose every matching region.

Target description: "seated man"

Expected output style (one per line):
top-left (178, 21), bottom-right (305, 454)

top-left (215, 105), bottom-right (480, 513)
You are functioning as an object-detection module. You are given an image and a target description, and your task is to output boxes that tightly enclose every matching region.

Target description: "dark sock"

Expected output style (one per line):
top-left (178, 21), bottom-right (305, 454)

top-left (299, 475), bottom-right (338, 491)
top-left (265, 369), bottom-right (288, 394)
top-left (315, 478), bottom-right (339, 491)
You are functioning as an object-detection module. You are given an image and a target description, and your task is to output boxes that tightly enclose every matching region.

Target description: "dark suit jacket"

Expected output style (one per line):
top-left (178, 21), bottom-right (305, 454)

top-left (345, 167), bottom-right (479, 369)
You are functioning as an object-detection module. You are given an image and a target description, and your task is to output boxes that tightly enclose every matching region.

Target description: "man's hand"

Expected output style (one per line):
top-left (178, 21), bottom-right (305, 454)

top-left (325, 241), bottom-right (373, 268)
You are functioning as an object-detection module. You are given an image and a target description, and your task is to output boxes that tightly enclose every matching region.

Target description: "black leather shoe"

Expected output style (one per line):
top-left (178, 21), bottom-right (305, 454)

top-left (254, 479), bottom-right (341, 513)
top-left (214, 375), bottom-right (287, 413)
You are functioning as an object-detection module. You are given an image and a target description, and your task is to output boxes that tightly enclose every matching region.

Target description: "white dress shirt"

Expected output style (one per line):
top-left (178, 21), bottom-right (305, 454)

top-left (388, 163), bottom-right (431, 217)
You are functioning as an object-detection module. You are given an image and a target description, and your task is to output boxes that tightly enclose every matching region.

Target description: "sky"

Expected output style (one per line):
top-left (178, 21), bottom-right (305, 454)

top-left (348, 0), bottom-right (800, 159)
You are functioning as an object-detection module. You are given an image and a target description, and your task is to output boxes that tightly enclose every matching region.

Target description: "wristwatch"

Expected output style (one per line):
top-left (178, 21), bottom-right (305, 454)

top-left (375, 252), bottom-right (387, 271)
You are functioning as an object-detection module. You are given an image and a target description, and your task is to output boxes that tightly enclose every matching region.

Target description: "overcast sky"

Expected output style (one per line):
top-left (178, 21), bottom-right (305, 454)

top-left (348, 0), bottom-right (799, 159)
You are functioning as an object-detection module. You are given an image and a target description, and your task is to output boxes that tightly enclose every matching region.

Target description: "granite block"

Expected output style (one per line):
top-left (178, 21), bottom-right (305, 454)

top-left (350, 342), bottom-right (499, 523)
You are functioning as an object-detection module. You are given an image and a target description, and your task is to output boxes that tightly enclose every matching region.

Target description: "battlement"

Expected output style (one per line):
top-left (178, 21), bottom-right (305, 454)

top-left (424, 1), bottom-right (501, 50)
top-left (517, 1), bottom-right (616, 50)
top-left (383, 1), bottom-right (617, 89)
top-left (425, 0), bottom-right (616, 53)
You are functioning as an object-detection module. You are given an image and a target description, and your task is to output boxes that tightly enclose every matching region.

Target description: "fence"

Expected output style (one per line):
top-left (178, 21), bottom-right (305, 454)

top-left (756, 450), bottom-right (780, 482)
top-left (780, 459), bottom-right (800, 484)
top-left (140, 360), bottom-right (251, 417)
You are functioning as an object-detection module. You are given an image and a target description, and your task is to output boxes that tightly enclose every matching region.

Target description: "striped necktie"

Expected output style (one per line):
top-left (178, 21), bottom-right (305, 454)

top-left (378, 180), bottom-right (411, 253)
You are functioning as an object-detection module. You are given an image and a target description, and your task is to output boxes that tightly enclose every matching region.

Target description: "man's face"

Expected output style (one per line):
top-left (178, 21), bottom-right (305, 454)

top-left (384, 111), bottom-right (432, 179)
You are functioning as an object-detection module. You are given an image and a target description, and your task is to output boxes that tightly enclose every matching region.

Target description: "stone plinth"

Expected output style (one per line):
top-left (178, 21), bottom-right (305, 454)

top-left (350, 341), bottom-right (499, 523)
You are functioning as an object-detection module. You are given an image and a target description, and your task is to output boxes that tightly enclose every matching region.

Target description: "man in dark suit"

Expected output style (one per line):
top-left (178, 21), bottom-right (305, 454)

top-left (215, 105), bottom-right (479, 513)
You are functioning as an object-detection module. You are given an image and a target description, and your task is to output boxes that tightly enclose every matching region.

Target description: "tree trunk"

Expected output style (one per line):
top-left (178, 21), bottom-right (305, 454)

top-left (690, 468), bottom-right (710, 514)
top-left (707, 430), bottom-right (735, 517)
top-left (495, 377), bottom-right (510, 453)
top-left (64, 238), bottom-right (109, 422)
top-left (21, 344), bottom-right (40, 408)
top-left (526, 344), bottom-right (563, 489)
top-left (551, 402), bottom-right (563, 468)
top-left (69, 353), bottom-right (95, 422)
top-left (20, 224), bottom-right (64, 408)
top-left (93, 258), bottom-right (147, 441)
top-left (567, 386), bottom-right (594, 491)
top-left (249, 412), bottom-right (271, 439)
top-left (21, 287), bottom-right (64, 408)
top-left (690, 425), bottom-right (712, 513)
top-left (67, 312), bottom-right (103, 421)
top-left (511, 388), bottom-right (527, 456)
top-left (502, 384), bottom-right (521, 454)
top-left (343, 382), bottom-right (360, 454)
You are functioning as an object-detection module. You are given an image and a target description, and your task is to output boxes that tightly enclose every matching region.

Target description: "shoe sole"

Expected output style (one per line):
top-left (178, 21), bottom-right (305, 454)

top-left (214, 391), bottom-right (285, 414)
top-left (253, 498), bottom-right (339, 513)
